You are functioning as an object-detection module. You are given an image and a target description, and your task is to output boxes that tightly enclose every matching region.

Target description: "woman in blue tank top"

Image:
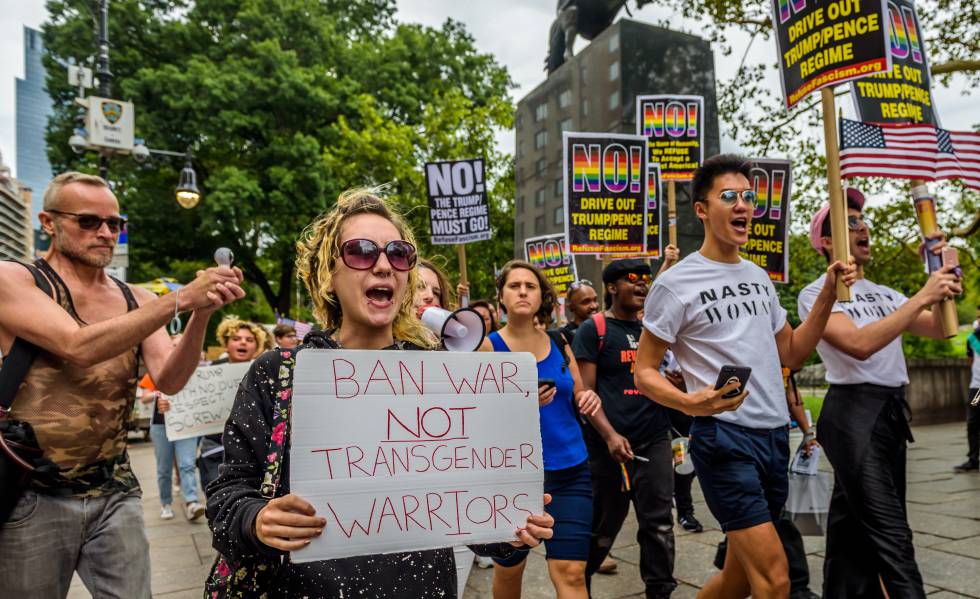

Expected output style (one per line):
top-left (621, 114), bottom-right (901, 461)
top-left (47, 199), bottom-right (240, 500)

top-left (480, 260), bottom-right (624, 599)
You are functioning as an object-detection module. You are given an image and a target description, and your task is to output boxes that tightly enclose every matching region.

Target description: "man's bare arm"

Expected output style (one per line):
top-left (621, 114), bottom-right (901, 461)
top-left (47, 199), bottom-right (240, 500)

top-left (0, 263), bottom-right (243, 369)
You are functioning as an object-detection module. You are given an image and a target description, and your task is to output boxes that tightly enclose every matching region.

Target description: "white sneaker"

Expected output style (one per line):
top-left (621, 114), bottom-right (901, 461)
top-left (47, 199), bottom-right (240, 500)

top-left (160, 505), bottom-right (175, 520)
top-left (185, 501), bottom-right (205, 521)
top-left (474, 555), bottom-right (494, 569)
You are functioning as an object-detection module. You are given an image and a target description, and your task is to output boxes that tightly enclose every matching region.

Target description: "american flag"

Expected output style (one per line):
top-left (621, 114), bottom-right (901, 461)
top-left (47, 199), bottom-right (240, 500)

top-left (839, 118), bottom-right (980, 190)
top-left (276, 314), bottom-right (314, 341)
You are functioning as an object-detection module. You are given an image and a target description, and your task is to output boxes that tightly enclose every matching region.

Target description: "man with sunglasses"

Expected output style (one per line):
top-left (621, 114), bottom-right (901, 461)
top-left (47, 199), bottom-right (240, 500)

top-left (0, 172), bottom-right (245, 598)
top-left (559, 279), bottom-right (599, 346)
top-left (573, 259), bottom-right (676, 598)
top-left (799, 189), bottom-right (960, 599)
top-left (635, 154), bottom-right (854, 599)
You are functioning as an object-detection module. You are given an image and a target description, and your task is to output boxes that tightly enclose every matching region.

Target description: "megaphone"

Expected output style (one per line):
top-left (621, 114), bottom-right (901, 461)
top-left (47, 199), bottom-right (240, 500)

top-left (420, 306), bottom-right (486, 352)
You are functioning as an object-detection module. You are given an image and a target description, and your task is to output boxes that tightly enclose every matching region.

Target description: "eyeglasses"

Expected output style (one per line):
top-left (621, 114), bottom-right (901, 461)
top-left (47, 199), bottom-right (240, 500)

top-left (340, 238), bottom-right (417, 272)
top-left (847, 215), bottom-right (870, 230)
top-left (718, 189), bottom-right (757, 208)
top-left (624, 272), bottom-right (652, 285)
top-left (48, 210), bottom-right (127, 233)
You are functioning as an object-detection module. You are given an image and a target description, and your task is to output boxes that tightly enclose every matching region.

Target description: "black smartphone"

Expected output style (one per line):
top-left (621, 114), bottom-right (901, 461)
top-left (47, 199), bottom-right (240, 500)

top-left (538, 378), bottom-right (556, 391)
top-left (713, 365), bottom-right (752, 399)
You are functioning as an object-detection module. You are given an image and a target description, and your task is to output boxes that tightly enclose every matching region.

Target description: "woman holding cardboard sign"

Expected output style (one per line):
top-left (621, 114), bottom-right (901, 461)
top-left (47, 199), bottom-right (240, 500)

top-left (205, 189), bottom-right (554, 598)
top-left (480, 260), bottom-right (628, 599)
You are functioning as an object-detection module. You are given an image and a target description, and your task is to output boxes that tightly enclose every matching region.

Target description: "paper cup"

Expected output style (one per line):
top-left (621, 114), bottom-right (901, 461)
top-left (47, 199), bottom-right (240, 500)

top-left (672, 437), bottom-right (694, 475)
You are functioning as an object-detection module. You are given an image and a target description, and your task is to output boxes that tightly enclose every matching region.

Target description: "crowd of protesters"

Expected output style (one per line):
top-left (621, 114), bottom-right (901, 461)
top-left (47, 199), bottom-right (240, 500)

top-left (0, 154), bottom-right (965, 599)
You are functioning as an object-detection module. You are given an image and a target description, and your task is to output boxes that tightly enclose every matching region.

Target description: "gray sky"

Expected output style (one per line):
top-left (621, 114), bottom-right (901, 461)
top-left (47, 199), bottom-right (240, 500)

top-left (0, 0), bottom-right (975, 177)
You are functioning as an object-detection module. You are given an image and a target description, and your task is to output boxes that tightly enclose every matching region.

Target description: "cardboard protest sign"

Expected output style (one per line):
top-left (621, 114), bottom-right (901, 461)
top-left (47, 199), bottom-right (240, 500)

top-left (289, 350), bottom-right (544, 562)
top-left (425, 158), bottom-right (491, 245)
top-left (164, 362), bottom-right (251, 441)
top-left (740, 159), bottom-right (793, 284)
top-left (851, 0), bottom-right (938, 125)
top-left (643, 165), bottom-right (663, 258)
top-left (636, 95), bottom-right (704, 181)
top-left (524, 234), bottom-right (578, 296)
top-left (563, 132), bottom-right (648, 255)
top-left (772, 0), bottom-right (890, 110)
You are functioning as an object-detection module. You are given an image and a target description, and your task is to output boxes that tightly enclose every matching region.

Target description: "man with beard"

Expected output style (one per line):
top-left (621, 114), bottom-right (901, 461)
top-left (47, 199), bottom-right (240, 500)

top-left (799, 189), bottom-right (960, 599)
top-left (573, 259), bottom-right (676, 598)
top-left (0, 172), bottom-right (245, 598)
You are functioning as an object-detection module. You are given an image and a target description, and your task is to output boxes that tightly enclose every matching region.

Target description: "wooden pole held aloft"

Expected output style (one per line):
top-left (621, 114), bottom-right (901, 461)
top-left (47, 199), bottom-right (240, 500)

top-left (820, 88), bottom-right (851, 302)
top-left (456, 244), bottom-right (469, 307)
top-left (911, 180), bottom-right (958, 338)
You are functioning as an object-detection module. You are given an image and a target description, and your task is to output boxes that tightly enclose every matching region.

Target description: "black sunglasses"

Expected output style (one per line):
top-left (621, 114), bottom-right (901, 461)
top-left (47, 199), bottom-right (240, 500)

top-left (49, 210), bottom-right (127, 233)
top-left (718, 189), bottom-right (757, 208)
top-left (340, 238), bottom-right (417, 272)
top-left (624, 272), bottom-right (652, 285)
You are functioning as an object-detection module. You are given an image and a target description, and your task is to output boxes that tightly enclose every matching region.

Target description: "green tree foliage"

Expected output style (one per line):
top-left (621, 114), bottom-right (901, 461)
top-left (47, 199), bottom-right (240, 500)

top-left (42, 0), bottom-right (514, 320)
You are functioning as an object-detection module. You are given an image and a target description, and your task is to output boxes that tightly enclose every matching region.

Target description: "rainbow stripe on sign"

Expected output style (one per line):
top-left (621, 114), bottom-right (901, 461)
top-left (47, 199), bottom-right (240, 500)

top-left (572, 144), bottom-right (601, 193)
top-left (604, 146), bottom-right (629, 193)
top-left (642, 102), bottom-right (663, 138)
top-left (888, 4), bottom-right (923, 63)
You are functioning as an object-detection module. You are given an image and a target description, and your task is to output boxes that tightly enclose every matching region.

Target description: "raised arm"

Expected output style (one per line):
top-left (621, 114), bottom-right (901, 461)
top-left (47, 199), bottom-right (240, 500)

top-left (0, 263), bottom-right (243, 370)
top-left (777, 260), bottom-right (852, 370)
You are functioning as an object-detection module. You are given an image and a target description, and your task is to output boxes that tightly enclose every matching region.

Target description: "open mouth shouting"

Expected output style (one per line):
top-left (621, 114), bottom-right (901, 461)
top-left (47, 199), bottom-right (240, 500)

top-left (731, 216), bottom-right (749, 236)
top-left (366, 284), bottom-right (395, 309)
top-left (856, 236), bottom-right (870, 249)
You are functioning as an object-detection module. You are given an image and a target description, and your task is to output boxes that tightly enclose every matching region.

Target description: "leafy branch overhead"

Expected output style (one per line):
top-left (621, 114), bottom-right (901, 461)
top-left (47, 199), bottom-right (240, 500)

top-left (42, 0), bottom-right (515, 318)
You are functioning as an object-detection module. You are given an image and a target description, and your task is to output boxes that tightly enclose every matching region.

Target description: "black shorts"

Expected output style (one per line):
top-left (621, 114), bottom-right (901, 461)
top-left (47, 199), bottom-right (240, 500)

top-left (689, 417), bottom-right (788, 532)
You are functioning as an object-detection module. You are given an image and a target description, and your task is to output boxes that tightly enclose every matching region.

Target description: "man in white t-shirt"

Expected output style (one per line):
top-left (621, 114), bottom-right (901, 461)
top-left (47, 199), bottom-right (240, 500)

top-left (798, 188), bottom-right (959, 599)
top-left (634, 154), bottom-right (853, 599)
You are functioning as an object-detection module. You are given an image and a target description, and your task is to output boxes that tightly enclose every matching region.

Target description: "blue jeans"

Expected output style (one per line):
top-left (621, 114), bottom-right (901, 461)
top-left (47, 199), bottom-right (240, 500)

top-left (149, 424), bottom-right (200, 505)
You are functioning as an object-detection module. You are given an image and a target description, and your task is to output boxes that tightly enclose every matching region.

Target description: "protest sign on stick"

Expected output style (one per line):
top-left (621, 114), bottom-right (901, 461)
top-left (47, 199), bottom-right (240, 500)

top-left (563, 132), bottom-right (648, 255)
top-left (524, 233), bottom-right (578, 296)
top-left (771, 0), bottom-right (891, 111)
top-left (289, 350), bottom-right (544, 562)
top-left (821, 89), bottom-right (852, 301)
top-left (636, 95), bottom-right (702, 247)
top-left (740, 159), bottom-right (792, 284)
top-left (851, 0), bottom-right (937, 126)
top-left (164, 362), bottom-right (251, 441)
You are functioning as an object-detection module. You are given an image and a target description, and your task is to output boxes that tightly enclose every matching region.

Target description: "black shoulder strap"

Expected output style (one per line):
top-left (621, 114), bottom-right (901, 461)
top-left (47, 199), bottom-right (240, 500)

top-left (0, 261), bottom-right (55, 411)
top-left (108, 276), bottom-right (139, 311)
top-left (546, 329), bottom-right (570, 372)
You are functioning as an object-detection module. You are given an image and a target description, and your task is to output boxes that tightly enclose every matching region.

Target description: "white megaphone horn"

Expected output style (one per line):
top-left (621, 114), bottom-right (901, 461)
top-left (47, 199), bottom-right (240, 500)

top-left (420, 306), bottom-right (486, 352)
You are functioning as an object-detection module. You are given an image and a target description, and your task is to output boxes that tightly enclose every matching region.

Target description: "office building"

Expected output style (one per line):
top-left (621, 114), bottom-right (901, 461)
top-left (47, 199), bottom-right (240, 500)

top-left (16, 26), bottom-right (55, 227)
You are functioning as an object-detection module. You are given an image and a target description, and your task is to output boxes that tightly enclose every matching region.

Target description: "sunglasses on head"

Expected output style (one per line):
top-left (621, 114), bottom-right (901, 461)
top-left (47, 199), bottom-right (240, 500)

top-left (624, 272), bottom-right (652, 285)
top-left (718, 189), bottom-right (757, 208)
top-left (340, 238), bottom-right (417, 272)
top-left (49, 210), bottom-right (126, 233)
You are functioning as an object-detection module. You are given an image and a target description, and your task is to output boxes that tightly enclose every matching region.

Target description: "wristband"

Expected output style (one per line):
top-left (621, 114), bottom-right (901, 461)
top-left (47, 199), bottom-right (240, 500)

top-left (802, 429), bottom-right (816, 442)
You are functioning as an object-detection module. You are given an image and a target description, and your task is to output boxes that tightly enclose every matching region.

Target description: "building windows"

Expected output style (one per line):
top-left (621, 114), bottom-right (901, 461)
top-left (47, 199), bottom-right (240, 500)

top-left (609, 91), bottom-right (620, 110)
top-left (535, 102), bottom-right (548, 122)
top-left (554, 207), bottom-right (564, 225)
top-left (609, 60), bottom-right (619, 82)
top-left (535, 187), bottom-right (546, 207)
top-left (535, 215), bottom-right (545, 233)
top-left (559, 118), bottom-right (572, 133)
top-left (581, 98), bottom-right (589, 117)
top-left (559, 89), bottom-right (572, 108)
top-left (535, 130), bottom-right (548, 149)
top-left (536, 157), bottom-right (546, 175)
top-left (609, 32), bottom-right (619, 52)
top-left (554, 177), bottom-right (563, 197)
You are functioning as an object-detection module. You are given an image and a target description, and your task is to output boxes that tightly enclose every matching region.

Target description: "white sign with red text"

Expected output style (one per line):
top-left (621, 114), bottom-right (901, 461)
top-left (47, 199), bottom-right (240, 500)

top-left (289, 350), bottom-right (544, 563)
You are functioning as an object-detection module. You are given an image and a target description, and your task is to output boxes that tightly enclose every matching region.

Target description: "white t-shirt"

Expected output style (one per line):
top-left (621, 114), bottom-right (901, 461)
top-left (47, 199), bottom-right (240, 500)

top-left (797, 275), bottom-right (908, 386)
top-left (643, 252), bottom-right (790, 429)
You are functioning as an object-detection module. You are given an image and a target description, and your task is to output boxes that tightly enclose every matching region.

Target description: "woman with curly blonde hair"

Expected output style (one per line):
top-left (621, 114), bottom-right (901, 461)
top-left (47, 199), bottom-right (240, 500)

top-left (205, 188), bottom-right (554, 597)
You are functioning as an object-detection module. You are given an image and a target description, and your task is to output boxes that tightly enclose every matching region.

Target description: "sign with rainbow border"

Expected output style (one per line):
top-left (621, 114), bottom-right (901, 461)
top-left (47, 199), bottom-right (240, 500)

top-left (739, 158), bottom-right (793, 284)
top-left (635, 95), bottom-right (704, 182)
top-left (562, 132), bottom-right (648, 255)
top-left (523, 233), bottom-right (578, 296)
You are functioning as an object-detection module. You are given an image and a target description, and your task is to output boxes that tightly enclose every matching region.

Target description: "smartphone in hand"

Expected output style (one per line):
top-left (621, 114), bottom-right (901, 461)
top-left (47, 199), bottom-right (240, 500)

top-left (538, 378), bottom-right (556, 392)
top-left (713, 365), bottom-right (752, 399)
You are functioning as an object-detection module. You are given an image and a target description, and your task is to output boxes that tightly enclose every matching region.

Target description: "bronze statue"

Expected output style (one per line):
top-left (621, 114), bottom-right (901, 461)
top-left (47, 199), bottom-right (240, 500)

top-left (546, 0), bottom-right (654, 73)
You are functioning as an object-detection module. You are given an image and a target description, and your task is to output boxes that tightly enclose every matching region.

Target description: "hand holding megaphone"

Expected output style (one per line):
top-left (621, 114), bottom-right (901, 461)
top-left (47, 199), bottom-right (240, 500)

top-left (420, 306), bottom-right (486, 352)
